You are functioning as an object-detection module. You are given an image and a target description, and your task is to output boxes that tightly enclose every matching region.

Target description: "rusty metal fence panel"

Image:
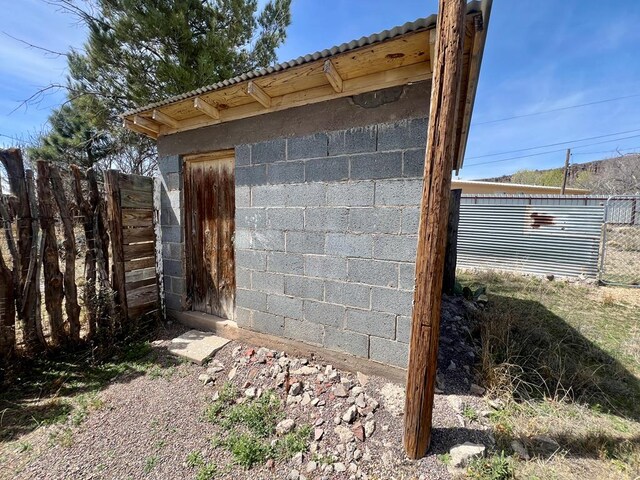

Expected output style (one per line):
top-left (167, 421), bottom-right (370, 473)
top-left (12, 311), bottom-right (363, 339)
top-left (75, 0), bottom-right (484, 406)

top-left (599, 196), bottom-right (640, 286)
top-left (457, 201), bottom-right (605, 278)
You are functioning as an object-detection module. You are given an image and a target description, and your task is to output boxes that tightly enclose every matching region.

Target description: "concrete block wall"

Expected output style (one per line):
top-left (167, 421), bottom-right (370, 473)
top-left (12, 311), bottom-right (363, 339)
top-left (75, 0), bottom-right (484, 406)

top-left (158, 154), bottom-right (185, 312)
top-left (235, 118), bottom-right (427, 368)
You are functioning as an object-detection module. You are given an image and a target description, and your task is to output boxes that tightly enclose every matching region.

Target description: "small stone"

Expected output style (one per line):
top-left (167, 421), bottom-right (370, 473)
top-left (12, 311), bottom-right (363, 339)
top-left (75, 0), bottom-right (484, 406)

top-left (289, 382), bottom-right (303, 396)
top-left (198, 373), bottom-right (213, 385)
top-left (211, 391), bottom-right (220, 401)
top-left (301, 393), bottom-right (312, 406)
top-left (334, 462), bottom-right (346, 473)
top-left (278, 356), bottom-right (290, 367)
top-left (364, 420), bottom-right (376, 438)
top-left (531, 435), bottom-right (560, 454)
top-left (276, 372), bottom-right (286, 386)
top-left (348, 462), bottom-right (358, 473)
top-left (368, 398), bottom-right (379, 411)
top-left (228, 367), bottom-right (237, 380)
top-left (353, 449), bottom-right (362, 460)
top-left (333, 384), bottom-right (348, 397)
top-left (352, 423), bottom-right (365, 442)
top-left (333, 416), bottom-right (341, 425)
top-left (265, 458), bottom-right (275, 469)
top-left (306, 461), bottom-right (317, 473)
top-left (292, 366), bottom-right (317, 376)
top-left (447, 361), bottom-right (456, 371)
top-left (314, 428), bottom-right (324, 441)
top-left (232, 346), bottom-right (242, 357)
top-left (449, 442), bottom-right (485, 469)
top-left (470, 383), bottom-right (485, 395)
top-left (276, 419), bottom-right (296, 435)
top-left (206, 360), bottom-right (225, 374)
top-left (292, 451), bottom-right (304, 465)
top-left (324, 464), bottom-right (334, 473)
top-left (287, 469), bottom-right (300, 480)
top-left (314, 418), bottom-right (325, 426)
top-left (310, 398), bottom-right (320, 407)
top-left (287, 395), bottom-right (302, 405)
top-left (342, 405), bottom-right (358, 423)
top-left (511, 440), bottom-right (530, 460)
top-left (351, 386), bottom-right (364, 397)
top-left (334, 425), bottom-right (354, 443)
top-left (355, 393), bottom-right (367, 409)
top-left (245, 387), bottom-right (258, 398)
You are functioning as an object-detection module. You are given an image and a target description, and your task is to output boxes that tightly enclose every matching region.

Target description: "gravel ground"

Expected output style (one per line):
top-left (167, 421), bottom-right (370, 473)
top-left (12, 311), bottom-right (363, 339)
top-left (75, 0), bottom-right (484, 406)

top-left (9, 296), bottom-right (492, 480)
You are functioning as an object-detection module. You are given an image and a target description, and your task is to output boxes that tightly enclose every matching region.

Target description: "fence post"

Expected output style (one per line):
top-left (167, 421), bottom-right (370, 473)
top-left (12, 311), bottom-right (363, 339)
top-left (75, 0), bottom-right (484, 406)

top-left (104, 170), bottom-right (128, 328)
top-left (443, 189), bottom-right (462, 294)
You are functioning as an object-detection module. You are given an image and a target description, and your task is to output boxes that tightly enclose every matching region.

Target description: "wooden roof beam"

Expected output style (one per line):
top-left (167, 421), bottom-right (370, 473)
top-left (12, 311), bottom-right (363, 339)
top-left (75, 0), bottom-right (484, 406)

top-left (124, 119), bottom-right (157, 139)
top-left (246, 81), bottom-right (271, 108)
top-left (152, 109), bottom-right (178, 129)
top-left (133, 115), bottom-right (160, 134)
top-left (323, 59), bottom-right (343, 93)
top-left (193, 97), bottom-right (220, 120)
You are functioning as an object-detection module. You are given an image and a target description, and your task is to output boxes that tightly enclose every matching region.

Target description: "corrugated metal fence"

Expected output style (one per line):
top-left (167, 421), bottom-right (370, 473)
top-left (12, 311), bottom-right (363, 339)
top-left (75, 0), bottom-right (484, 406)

top-left (457, 195), bottom-right (609, 278)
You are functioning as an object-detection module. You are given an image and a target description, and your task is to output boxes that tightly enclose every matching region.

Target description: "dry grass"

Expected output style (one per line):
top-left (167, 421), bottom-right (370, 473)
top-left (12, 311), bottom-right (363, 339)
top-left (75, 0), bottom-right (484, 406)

top-left (460, 271), bottom-right (640, 479)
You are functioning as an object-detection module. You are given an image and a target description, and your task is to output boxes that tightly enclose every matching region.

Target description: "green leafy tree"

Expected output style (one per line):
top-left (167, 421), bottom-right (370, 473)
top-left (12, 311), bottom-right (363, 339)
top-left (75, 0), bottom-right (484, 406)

top-left (34, 0), bottom-right (292, 173)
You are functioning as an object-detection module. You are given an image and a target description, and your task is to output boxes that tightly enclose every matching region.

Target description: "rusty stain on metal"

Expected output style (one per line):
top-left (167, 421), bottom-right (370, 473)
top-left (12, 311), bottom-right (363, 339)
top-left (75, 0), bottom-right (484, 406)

top-left (184, 153), bottom-right (235, 319)
top-left (530, 212), bottom-right (555, 229)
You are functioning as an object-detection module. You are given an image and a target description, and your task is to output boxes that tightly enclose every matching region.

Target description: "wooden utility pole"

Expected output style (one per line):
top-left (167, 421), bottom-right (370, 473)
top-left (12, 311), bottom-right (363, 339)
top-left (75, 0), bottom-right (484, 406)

top-left (403, 0), bottom-right (466, 459)
top-left (561, 148), bottom-right (571, 194)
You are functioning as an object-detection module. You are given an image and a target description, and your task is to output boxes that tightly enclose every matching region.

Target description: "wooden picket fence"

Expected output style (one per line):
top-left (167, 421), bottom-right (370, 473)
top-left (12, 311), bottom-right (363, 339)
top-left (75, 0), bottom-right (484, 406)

top-left (0, 148), bottom-right (159, 364)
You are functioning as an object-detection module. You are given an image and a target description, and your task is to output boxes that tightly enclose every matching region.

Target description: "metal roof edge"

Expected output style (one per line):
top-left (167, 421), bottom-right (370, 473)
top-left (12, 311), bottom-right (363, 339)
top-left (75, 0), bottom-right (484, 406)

top-left (123, 1), bottom-right (482, 117)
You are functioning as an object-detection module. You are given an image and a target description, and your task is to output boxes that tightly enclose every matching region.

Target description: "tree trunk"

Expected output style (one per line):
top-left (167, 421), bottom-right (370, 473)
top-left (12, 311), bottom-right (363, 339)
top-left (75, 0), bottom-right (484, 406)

top-left (49, 165), bottom-right (82, 343)
top-left (0, 149), bottom-right (44, 354)
top-left (36, 161), bottom-right (66, 347)
top-left (71, 165), bottom-right (97, 340)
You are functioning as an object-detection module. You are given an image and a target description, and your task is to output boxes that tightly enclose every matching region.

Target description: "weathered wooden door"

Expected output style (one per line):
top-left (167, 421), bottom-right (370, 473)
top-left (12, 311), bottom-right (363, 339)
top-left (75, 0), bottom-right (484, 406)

top-left (184, 151), bottom-right (235, 319)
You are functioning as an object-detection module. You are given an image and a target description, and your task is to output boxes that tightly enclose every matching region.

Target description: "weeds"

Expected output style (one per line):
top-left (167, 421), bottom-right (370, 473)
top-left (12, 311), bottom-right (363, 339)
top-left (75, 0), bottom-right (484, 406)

top-left (186, 451), bottom-right (205, 468)
top-left (205, 382), bottom-right (239, 421)
top-left (437, 453), bottom-right (451, 465)
top-left (223, 433), bottom-right (271, 469)
top-left (15, 442), bottom-right (33, 453)
top-left (273, 425), bottom-right (312, 460)
top-left (143, 455), bottom-right (158, 474)
top-left (195, 463), bottom-right (218, 480)
top-left (467, 451), bottom-right (514, 480)
top-left (462, 404), bottom-right (479, 422)
top-left (220, 390), bottom-right (282, 437)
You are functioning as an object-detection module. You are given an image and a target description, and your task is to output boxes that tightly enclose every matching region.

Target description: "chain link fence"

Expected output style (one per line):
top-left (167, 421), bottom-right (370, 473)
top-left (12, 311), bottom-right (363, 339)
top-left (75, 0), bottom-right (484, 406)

top-left (599, 196), bottom-right (640, 287)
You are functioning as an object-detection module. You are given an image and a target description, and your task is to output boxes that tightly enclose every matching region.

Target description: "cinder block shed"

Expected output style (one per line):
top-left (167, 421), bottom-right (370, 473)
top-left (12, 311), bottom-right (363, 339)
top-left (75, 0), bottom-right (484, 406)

top-left (123, 1), bottom-right (490, 369)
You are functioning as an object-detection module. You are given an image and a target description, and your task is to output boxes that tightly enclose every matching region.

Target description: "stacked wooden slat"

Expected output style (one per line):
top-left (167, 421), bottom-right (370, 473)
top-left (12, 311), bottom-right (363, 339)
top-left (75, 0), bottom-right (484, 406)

top-left (105, 171), bottom-right (158, 323)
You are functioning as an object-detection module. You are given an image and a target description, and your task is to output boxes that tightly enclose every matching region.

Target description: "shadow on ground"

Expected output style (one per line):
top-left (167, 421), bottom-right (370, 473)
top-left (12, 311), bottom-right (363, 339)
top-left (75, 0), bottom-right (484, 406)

top-left (0, 323), bottom-right (187, 443)
top-left (480, 293), bottom-right (640, 421)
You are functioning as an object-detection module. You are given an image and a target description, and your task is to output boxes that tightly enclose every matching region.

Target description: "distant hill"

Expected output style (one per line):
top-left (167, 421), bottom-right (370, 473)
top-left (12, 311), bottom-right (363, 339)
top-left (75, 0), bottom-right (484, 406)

top-left (482, 155), bottom-right (640, 195)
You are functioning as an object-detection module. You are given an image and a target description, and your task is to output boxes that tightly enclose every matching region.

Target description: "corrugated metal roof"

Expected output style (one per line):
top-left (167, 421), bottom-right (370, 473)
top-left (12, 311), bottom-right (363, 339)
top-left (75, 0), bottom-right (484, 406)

top-left (123, 1), bottom-right (482, 117)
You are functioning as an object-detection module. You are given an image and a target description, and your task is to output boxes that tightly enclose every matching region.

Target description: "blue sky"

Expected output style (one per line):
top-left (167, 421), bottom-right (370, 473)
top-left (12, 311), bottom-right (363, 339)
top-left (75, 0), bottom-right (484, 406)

top-left (1, 0), bottom-right (640, 179)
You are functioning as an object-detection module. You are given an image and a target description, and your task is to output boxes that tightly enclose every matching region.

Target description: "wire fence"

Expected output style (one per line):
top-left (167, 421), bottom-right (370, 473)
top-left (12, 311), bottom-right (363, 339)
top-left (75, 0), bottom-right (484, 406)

top-left (599, 197), bottom-right (640, 287)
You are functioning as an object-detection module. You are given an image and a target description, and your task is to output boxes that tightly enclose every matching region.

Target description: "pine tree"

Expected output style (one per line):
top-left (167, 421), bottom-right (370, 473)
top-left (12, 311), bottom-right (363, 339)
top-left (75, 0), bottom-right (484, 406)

top-left (32, 0), bottom-right (292, 172)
